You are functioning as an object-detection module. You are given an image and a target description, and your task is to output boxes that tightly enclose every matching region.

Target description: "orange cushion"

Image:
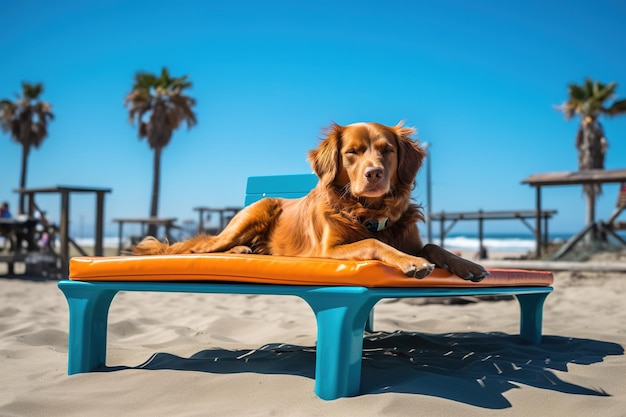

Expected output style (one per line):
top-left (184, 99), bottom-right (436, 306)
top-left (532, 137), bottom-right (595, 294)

top-left (69, 254), bottom-right (553, 288)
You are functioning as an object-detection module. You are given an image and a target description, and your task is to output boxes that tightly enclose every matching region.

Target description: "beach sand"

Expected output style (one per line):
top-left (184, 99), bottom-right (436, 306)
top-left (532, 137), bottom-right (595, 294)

top-left (1, 251), bottom-right (625, 416)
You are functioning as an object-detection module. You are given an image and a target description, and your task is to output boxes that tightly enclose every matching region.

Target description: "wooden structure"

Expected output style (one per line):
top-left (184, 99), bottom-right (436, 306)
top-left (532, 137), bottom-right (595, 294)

top-left (610, 183), bottom-right (626, 233)
top-left (112, 217), bottom-right (178, 255)
top-left (522, 168), bottom-right (626, 258)
top-left (193, 207), bottom-right (241, 234)
top-left (13, 186), bottom-right (112, 276)
top-left (429, 209), bottom-right (557, 255)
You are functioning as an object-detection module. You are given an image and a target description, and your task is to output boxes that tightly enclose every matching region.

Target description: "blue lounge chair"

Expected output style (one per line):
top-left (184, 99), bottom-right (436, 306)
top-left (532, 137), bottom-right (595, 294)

top-left (58, 174), bottom-right (553, 400)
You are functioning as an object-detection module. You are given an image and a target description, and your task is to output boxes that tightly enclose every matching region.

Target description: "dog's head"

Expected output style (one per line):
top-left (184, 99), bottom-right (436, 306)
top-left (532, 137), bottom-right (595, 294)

top-left (308, 122), bottom-right (426, 198)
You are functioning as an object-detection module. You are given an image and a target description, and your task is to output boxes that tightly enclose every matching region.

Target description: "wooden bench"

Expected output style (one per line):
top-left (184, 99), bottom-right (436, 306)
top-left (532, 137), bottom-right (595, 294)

top-left (58, 174), bottom-right (554, 400)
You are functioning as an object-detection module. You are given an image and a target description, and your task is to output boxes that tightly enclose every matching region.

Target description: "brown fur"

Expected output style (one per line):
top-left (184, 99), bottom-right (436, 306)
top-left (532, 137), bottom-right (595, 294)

top-left (134, 122), bottom-right (488, 281)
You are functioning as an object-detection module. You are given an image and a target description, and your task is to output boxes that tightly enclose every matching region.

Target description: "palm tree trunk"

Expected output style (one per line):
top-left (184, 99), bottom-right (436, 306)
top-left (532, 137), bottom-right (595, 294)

top-left (19, 144), bottom-right (29, 214)
top-left (148, 146), bottom-right (161, 236)
top-left (584, 191), bottom-right (596, 244)
top-left (578, 119), bottom-right (605, 244)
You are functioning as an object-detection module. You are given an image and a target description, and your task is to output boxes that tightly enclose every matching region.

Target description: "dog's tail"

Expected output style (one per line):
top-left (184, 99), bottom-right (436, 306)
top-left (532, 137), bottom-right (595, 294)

top-left (132, 236), bottom-right (188, 255)
top-left (132, 235), bottom-right (223, 255)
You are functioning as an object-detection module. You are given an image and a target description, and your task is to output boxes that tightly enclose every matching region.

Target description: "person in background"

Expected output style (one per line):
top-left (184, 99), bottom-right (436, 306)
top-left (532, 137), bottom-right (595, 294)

top-left (477, 244), bottom-right (489, 260)
top-left (0, 202), bottom-right (13, 251)
top-left (0, 202), bottom-right (11, 218)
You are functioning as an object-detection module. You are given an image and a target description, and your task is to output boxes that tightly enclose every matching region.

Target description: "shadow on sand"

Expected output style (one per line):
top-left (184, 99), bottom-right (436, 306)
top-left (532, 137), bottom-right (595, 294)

top-left (101, 331), bottom-right (623, 408)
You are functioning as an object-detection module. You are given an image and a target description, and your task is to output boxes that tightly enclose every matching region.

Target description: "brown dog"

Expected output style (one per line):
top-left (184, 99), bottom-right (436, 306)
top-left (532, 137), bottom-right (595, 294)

top-left (134, 122), bottom-right (488, 281)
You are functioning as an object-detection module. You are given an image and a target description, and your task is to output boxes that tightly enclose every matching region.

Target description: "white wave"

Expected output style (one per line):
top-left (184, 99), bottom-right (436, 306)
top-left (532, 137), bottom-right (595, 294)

top-left (72, 237), bottom-right (128, 249)
top-left (70, 235), bottom-right (537, 253)
top-left (440, 236), bottom-right (535, 252)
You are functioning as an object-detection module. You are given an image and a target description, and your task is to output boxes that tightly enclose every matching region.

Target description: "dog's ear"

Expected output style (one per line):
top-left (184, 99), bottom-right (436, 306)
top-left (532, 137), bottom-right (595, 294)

top-left (308, 122), bottom-right (342, 186)
top-left (394, 122), bottom-right (426, 186)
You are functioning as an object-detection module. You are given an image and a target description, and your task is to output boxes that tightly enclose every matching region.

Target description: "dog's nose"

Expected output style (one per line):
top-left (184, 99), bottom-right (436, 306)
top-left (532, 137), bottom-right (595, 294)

top-left (364, 167), bottom-right (384, 182)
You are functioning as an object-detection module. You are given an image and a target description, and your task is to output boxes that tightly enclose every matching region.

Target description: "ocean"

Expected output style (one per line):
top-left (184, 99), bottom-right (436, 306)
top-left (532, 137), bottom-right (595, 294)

top-left (426, 232), bottom-right (572, 253)
top-left (72, 232), bottom-right (572, 254)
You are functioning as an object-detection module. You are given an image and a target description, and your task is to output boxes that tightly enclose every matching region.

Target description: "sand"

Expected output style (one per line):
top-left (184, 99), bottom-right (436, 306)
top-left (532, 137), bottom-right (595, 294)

top-left (1, 251), bottom-right (625, 416)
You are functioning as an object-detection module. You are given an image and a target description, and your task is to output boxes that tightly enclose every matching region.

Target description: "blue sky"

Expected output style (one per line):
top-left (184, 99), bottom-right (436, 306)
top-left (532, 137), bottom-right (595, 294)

top-left (1, 0), bottom-right (626, 239)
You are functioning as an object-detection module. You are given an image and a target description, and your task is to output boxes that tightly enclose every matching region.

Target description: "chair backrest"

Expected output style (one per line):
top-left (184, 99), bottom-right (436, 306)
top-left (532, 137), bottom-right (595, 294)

top-left (244, 174), bottom-right (319, 206)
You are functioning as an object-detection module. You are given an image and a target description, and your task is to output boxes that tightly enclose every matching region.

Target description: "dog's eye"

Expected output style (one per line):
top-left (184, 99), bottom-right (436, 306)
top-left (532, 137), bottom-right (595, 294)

top-left (345, 149), bottom-right (358, 155)
top-left (383, 147), bottom-right (394, 154)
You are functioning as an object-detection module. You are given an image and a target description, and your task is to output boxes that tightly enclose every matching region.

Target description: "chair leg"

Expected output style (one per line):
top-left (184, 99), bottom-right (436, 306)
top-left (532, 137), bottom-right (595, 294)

top-left (365, 308), bottom-right (375, 333)
top-left (515, 292), bottom-right (550, 344)
top-left (302, 290), bottom-right (377, 400)
top-left (58, 282), bottom-right (118, 374)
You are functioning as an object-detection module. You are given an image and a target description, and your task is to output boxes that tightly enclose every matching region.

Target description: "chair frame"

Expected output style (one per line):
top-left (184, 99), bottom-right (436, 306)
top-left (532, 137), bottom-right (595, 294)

top-left (58, 280), bottom-right (550, 400)
top-left (58, 174), bottom-right (553, 400)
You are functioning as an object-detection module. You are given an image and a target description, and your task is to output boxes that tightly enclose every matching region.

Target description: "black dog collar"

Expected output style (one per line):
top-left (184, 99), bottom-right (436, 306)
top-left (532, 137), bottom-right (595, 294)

top-left (363, 217), bottom-right (390, 232)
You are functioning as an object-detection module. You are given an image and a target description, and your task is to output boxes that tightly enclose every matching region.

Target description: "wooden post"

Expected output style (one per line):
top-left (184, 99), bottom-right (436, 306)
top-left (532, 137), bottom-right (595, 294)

top-left (117, 221), bottom-right (124, 255)
top-left (439, 213), bottom-right (445, 247)
top-left (94, 191), bottom-right (105, 256)
top-left (220, 210), bottom-right (226, 231)
top-left (543, 213), bottom-right (550, 246)
top-left (535, 186), bottom-right (542, 258)
top-left (59, 190), bottom-right (70, 275)
top-left (26, 192), bottom-right (35, 217)
top-left (197, 208), bottom-right (204, 234)
top-left (478, 210), bottom-right (484, 254)
top-left (585, 193), bottom-right (597, 244)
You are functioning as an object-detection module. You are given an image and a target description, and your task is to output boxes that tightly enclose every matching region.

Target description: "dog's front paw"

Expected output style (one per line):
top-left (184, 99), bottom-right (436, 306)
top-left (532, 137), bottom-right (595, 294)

top-left (420, 244), bottom-right (489, 282)
top-left (448, 259), bottom-right (489, 282)
top-left (400, 258), bottom-right (435, 279)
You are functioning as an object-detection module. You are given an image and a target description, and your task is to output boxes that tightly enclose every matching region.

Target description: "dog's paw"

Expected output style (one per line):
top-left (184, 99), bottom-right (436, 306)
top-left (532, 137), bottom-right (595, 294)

top-left (401, 259), bottom-right (435, 279)
top-left (449, 259), bottom-right (489, 282)
top-left (420, 244), bottom-right (489, 283)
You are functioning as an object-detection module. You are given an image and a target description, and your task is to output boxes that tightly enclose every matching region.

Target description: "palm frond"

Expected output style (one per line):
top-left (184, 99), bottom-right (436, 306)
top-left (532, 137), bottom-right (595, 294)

top-left (568, 83), bottom-right (587, 102)
top-left (0, 99), bottom-right (15, 108)
top-left (595, 81), bottom-right (617, 101)
top-left (132, 72), bottom-right (159, 90)
top-left (158, 67), bottom-right (171, 86)
top-left (584, 78), bottom-right (595, 98)
top-left (21, 82), bottom-right (43, 100)
top-left (125, 67), bottom-right (196, 152)
top-left (604, 99), bottom-right (626, 116)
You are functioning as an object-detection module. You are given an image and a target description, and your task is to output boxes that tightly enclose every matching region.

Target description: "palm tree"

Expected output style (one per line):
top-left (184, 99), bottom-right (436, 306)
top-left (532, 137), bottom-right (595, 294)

top-left (556, 78), bottom-right (626, 233)
top-left (125, 67), bottom-right (197, 236)
top-left (0, 82), bottom-right (54, 213)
